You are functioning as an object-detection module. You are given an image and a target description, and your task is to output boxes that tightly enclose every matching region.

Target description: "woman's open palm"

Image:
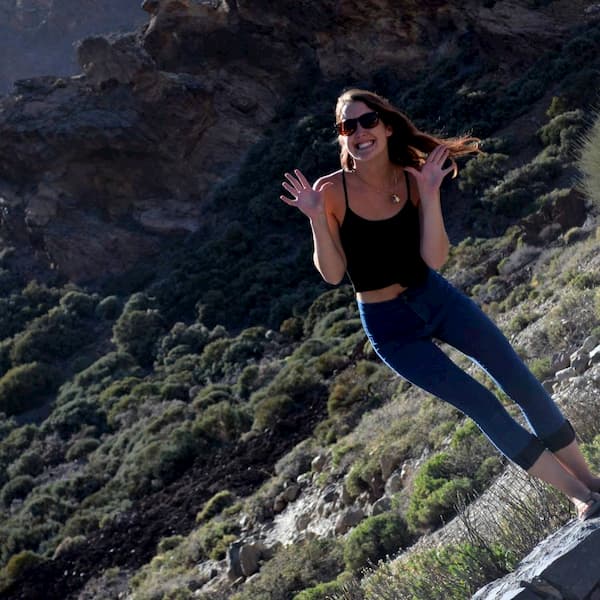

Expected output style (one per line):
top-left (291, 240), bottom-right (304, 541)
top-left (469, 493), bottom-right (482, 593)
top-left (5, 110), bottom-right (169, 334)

top-left (280, 169), bottom-right (332, 220)
top-left (404, 145), bottom-right (455, 197)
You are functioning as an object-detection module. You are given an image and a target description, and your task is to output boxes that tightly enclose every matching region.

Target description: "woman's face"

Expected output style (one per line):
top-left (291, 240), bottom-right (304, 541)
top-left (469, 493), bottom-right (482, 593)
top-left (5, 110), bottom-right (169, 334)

top-left (338, 100), bottom-right (392, 165)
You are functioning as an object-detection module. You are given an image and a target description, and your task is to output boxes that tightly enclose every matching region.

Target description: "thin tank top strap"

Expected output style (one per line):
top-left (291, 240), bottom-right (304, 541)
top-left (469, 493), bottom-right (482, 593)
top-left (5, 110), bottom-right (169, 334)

top-left (341, 170), bottom-right (349, 207)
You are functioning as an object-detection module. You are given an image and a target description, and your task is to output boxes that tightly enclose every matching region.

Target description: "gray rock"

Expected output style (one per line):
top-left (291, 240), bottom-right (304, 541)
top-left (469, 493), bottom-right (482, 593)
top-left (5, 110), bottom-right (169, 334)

top-left (400, 460), bottom-right (416, 485)
top-left (226, 541), bottom-right (243, 581)
top-left (311, 453), bottom-right (327, 473)
top-left (321, 484), bottom-right (338, 504)
top-left (473, 519), bottom-right (600, 600)
top-left (581, 334), bottom-right (599, 353)
top-left (273, 494), bottom-right (287, 513)
top-left (335, 508), bottom-right (365, 535)
top-left (239, 543), bottom-right (261, 577)
top-left (589, 345), bottom-right (600, 365)
top-left (371, 496), bottom-right (392, 516)
top-left (555, 367), bottom-right (577, 381)
top-left (551, 351), bottom-right (571, 372)
top-left (571, 352), bottom-right (589, 374)
top-left (295, 512), bottom-right (312, 531)
top-left (542, 379), bottom-right (556, 394)
top-left (283, 484), bottom-right (300, 503)
top-left (380, 451), bottom-right (403, 480)
top-left (341, 483), bottom-right (354, 506)
top-left (196, 560), bottom-right (220, 585)
top-left (385, 472), bottom-right (404, 495)
top-left (296, 472), bottom-right (312, 486)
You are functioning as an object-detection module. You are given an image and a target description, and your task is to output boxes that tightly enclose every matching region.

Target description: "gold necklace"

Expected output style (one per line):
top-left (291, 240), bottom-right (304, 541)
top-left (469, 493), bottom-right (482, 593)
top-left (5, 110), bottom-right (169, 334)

top-left (353, 168), bottom-right (403, 204)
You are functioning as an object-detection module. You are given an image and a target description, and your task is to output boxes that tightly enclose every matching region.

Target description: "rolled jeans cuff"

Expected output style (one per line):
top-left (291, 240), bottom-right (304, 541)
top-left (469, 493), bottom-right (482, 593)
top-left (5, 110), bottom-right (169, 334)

top-left (541, 419), bottom-right (576, 452)
top-left (512, 436), bottom-right (546, 470)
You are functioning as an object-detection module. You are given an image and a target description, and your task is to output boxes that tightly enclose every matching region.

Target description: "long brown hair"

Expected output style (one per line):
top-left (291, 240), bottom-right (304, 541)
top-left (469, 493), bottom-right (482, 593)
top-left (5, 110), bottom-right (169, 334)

top-left (335, 88), bottom-right (480, 172)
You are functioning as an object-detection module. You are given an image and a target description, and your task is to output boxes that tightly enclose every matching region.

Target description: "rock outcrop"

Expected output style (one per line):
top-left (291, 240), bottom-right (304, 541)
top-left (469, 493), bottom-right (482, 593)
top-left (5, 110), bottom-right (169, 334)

top-left (0, 0), bottom-right (146, 94)
top-left (1, 0), bottom-right (596, 284)
top-left (473, 519), bottom-right (600, 600)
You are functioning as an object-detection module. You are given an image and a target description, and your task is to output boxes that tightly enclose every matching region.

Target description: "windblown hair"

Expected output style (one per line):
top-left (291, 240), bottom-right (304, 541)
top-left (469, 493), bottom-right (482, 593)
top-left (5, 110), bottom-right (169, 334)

top-left (335, 88), bottom-right (480, 173)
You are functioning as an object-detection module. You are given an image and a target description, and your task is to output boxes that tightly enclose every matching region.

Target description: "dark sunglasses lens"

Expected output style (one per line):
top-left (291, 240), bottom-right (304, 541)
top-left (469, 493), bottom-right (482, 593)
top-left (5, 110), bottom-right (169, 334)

top-left (336, 112), bottom-right (379, 136)
top-left (337, 119), bottom-right (356, 136)
top-left (360, 112), bottom-right (379, 129)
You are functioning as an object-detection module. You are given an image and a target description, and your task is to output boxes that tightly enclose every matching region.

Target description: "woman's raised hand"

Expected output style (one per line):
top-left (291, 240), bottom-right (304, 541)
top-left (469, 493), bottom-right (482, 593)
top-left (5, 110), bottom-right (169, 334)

top-left (280, 169), bottom-right (333, 220)
top-left (404, 145), bottom-right (456, 197)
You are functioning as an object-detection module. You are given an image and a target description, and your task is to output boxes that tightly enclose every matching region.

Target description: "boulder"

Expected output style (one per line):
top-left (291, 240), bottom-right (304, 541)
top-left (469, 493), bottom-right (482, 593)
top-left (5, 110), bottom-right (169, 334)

top-left (282, 484), bottom-right (300, 503)
top-left (473, 519), bottom-right (600, 600)
top-left (556, 367), bottom-right (577, 381)
top-left (335, 508), bottom-right (365, 535)
top-left (239, 543), bottom-right (261, 577)
top-left (311, 453), bottom-right (327, 473)
top-left (589, 345), bottom-right (600, 365)
top-left (385, 472), bottom-right (404, 495)
top-left (371, 496), bottom-right (392, 516)
top-left (551, 351), bottom-right (571, 372)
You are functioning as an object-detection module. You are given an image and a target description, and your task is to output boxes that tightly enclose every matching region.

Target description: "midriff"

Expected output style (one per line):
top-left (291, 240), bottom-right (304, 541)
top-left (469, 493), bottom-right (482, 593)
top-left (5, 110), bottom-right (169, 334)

top-left (356, 282), bottom-right (408, 303)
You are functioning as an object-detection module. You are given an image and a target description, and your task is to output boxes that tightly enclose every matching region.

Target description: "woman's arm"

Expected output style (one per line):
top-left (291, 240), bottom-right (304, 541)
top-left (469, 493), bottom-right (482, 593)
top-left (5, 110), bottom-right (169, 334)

top-left (405, 145), bottom-right (453, 270)
top-left (418, 187), bottom-right (450, 269)
top-left (280, 170), bottom-right (347, 284)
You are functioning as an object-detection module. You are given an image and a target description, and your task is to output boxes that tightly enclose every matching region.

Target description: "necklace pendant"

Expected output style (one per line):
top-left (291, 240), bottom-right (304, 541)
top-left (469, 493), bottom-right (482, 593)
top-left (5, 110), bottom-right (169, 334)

top-left (391, 193), bottom-right (401, 204)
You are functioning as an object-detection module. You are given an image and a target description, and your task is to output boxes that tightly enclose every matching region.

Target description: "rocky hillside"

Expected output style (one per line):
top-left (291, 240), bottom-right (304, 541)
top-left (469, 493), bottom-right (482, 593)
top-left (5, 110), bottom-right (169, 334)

top-left (0, 1), bottom-right (599, 599)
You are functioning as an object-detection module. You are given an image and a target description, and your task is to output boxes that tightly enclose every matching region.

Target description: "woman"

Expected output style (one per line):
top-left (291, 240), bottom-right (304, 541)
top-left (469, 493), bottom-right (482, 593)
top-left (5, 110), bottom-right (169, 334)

top-left (280, 88), bottom-right (600, 520)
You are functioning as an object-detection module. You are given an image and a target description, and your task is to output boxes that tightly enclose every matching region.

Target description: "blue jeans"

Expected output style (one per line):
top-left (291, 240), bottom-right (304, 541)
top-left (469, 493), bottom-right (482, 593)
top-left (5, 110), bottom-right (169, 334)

top-left (358, 268), bottom-right (574, 470)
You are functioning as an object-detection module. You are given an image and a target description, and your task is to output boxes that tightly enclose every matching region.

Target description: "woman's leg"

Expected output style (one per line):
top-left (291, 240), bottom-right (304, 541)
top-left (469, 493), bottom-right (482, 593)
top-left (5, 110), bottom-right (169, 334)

top-left (528, 451), bottom-right (600, 519)
top-left (431, 284), bottom-right (600, 498)
top-left (373, 336), bottom-right (597, 516)
top-left (553, 441), bottom-right (600, 492)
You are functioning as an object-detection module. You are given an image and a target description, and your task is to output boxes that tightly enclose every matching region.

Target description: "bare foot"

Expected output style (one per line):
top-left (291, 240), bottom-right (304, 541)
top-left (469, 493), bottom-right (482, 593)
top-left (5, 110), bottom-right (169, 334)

top-left (574, 492), bottom-right (600, 521)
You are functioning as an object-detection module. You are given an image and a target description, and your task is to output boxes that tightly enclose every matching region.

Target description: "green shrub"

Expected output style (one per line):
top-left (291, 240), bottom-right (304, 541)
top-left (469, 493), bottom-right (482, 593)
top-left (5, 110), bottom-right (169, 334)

top-left (10, 306), bottom-right (94, 365)
top-left (194, 401), bottom-right (250, 443)
top-left (252, 394), bottom-right (295, 431)
top-left (459, 153), bottom-right (509, 194)
top-left (1, 475), bottom-right (35, 506)
top-left (407, 453), bottom-right (474, 529)
top-left (364, 541), bottom-right (516, 600)
top-left (0, 362), bottom-right (59, 416)
top-left (538, 109), bottom-right (585, 147)
top-left (156, 322), bottom-right (209, 366)
top-left (65, 438), bottom-right (100, 461)
top-left (95, 295), bottom-right (122, 320)
top-left (234, 365), bottom-right (260, 400)
top-left (293, 573), bottom-right (353, 600)
top-left (280, 316), bottom-right (304, 340)
top-left (343, 513), bottom-right (411, 572)
top-left (112, 308), bottom-right (166, 367)
top-left (196, 490), bottom-right (236, 523)
top-left (196, 518), bottom-right (240, 561)
top-left (230, 537), bottom-right (343, 600)
top-left (59, 291), bottom-right (97, 317)
top-left (157, 535), bottom-right (185, 554)
top-left (2, 550), bottom-right (43, 586)
top-left (7, 451), bottom-right (44, 478)
top-left (43, 397), bottom-right (108, 439)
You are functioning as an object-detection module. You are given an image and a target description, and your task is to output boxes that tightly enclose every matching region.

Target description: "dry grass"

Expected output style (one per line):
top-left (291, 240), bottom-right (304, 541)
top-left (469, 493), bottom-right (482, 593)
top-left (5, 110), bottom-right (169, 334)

top-left (330, 468), bottom-right (571, 600)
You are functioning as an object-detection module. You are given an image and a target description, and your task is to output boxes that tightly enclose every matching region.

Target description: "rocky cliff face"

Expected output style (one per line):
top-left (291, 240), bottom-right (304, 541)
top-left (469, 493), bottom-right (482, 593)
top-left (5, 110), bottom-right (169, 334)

top-left (0, 0), bottom-right (595, 282)
top-left (0, 0), bottom-right (146, 94)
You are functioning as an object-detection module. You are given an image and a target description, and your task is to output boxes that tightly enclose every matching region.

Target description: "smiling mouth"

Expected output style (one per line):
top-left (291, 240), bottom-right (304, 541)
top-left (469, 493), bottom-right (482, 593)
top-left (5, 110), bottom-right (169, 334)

top-left (356, 140), bottom-right (375, 150)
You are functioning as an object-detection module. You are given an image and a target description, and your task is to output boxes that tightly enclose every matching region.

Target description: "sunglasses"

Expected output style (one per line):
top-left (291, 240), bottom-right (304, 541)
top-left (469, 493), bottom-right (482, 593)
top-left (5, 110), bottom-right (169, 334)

top-left (335, 111), bottom-right (380, 136)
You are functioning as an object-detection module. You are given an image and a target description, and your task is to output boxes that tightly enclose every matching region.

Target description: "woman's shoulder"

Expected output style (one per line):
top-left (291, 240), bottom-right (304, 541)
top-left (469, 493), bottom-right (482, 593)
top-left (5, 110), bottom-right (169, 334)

top-left (314, 168), bottom-right (345, 188)
top-left (315, 169), bottom-right (346, 220)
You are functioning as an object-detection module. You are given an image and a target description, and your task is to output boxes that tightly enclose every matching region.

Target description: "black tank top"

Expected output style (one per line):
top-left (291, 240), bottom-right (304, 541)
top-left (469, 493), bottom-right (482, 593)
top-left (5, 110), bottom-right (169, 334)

top-left (339, 170), bottom-right (428, 292)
